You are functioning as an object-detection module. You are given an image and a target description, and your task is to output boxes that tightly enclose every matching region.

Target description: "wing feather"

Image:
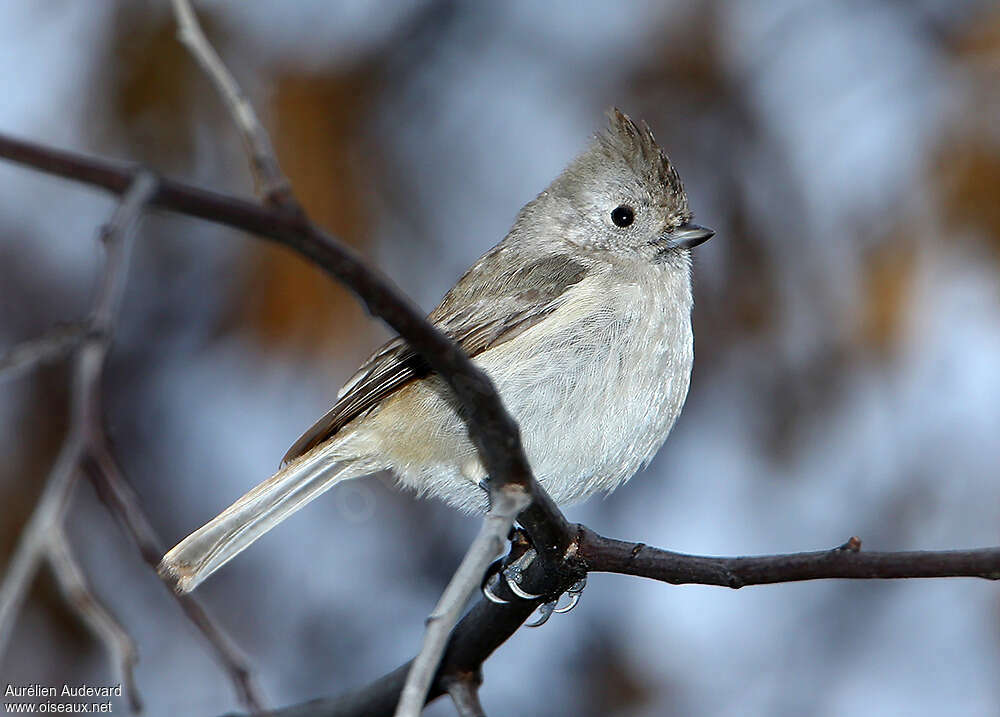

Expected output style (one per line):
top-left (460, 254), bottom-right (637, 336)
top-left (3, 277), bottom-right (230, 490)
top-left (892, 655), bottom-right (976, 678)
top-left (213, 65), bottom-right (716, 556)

top-left (281, 251), bottom-right (589, 463)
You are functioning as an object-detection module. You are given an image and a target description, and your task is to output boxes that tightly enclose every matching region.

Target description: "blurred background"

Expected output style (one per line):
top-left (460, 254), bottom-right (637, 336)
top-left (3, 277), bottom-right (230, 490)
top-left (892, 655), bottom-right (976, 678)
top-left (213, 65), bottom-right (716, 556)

top-left (2, 1), bottom-right (1000, 715)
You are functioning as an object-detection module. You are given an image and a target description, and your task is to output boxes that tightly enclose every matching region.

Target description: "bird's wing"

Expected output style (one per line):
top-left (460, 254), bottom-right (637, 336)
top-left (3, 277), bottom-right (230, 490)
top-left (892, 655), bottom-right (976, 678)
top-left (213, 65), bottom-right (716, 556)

top-left (281, 250), bottom-right (589, 463)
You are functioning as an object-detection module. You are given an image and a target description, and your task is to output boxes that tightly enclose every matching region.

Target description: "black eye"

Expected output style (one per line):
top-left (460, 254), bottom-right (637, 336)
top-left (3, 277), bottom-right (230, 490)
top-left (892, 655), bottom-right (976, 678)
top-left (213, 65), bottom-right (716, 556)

top-left (611, 205), bottom-right (635, 227)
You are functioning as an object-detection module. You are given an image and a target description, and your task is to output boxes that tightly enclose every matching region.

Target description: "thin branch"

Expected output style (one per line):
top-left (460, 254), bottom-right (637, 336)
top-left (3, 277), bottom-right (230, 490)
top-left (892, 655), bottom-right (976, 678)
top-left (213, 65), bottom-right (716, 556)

top-left (442, 673), bottom-right (485, 717)
top-left (0, 322), bottom-right (89, 383)
top-left (395, 486), bottom-right (529, 717)
top-left (83, 439), bottom-right (267, 712)
top-left (245, 532), bottom-right (1000, 717)
top-left (0, 135), bottom-right (556, 524)
top-left (577, 530), bottom-right (1000, 586)
top-left (168, 12), bottom-right (552, 703)
top-left (236, 565), bottom-right (572, 717)
top-left (246, 531), bottom-right (579, 717)
top-left (0, 173), bottom-right (155, 687)
top-left (0, 423), bottom-right (83, 658)
top-left (47, 527), bottom-right (142, 712)
top-left (0, 165), bottom-right (264, 712)
top-left (0, 132), bottom-right (566, 553)
top-left (170, 0), bottom-right (295, 208)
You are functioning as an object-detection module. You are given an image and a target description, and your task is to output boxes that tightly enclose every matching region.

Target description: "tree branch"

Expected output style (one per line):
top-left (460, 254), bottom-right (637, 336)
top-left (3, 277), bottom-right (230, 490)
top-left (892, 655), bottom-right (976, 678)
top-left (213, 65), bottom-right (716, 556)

top-left (442, 673), bottom-right (485, 717)
top-left (83, 436), bottom-right (267, 712)
top-left (0, 172), bottom-right (156, 703)
top-left (249, 531), bottom-right (1000, 717)
top-left (47, 527), bottom-right (142, 712)
top-left (0, 418), bottom-right (83, 659)
top-left (170, 0), bottom-right (295, 208)
top-left (577, 530), bottom-right (1000, 586)
top-left (163, 9), bottom-right (561, 707)
top-left (0, 135), bottom-right (558, 525)
top-left (394, 485), bottom-right (529, 717)
top-left (0, 167), bottom-right (266, 713)
top-left (0, 322), bottom-right (89, 383)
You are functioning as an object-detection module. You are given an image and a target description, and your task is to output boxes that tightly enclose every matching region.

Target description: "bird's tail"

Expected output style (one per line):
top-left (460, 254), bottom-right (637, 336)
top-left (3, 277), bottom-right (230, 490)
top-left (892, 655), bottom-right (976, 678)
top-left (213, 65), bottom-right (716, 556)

top-left (159, 447), bottom-right (366, 593)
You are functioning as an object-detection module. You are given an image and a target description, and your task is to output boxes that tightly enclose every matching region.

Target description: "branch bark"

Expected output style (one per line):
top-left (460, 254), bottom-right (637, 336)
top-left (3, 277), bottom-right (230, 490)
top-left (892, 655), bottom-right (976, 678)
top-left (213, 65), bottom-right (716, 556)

top-left (394, 485), bottom-right (529, 717)
top-left (577, 530), bottom-right (1000, 586)
top-left (0, 173), bottom-right (156, 710)
top-left (442, 673), bottom-right (486, 717)
top-left (47, 527), bottom-right (142, 712)
top-left (170, 0), bottom-right (295, 208)
top-left (83, 436), bottom-right (267, 711)
top-left (0, 322), bottom-right (89, 383)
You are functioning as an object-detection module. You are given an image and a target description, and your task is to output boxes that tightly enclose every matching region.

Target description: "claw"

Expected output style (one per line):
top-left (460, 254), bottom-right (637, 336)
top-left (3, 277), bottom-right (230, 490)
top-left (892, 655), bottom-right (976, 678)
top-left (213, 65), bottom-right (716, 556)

top-left (503, 548), bottom-right (544, 600)
top-left (481, 539), bottom-right (588, 621)
top-left (554, 592), bottom-right (580, 614)
top-left (481, 559), bottom-right (509, 604)
top-left (506, 576), bottom-right (543, 601)
top-left (525, 600), bottom-right (556, 627)
top-left (553, 576), bottom-right (586, 613)
top-left (483, 580), bottom-right (509, 605)
top-left (552, 575), bottom-right (587, 615)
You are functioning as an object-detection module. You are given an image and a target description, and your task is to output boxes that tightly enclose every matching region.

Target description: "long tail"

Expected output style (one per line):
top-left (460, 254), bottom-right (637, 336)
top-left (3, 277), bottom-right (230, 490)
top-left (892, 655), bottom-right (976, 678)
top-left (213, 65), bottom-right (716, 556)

top-left (159, 448), bottom-right (365, 593)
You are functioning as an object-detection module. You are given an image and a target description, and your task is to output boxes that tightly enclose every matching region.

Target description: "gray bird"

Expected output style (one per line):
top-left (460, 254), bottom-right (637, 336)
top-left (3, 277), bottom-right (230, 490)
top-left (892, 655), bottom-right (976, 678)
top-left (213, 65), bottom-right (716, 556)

top-left (160, 109), bottom-right (714, 593)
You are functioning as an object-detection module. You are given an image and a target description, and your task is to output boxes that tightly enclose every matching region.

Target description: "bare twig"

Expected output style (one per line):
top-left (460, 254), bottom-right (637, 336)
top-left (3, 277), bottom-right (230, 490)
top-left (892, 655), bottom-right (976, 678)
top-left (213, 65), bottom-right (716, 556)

top-left (83, 439), bottom-right (267, 712)
top-left (0, 133), bottom-right (563, 532)
top-left (251, 536), bottom-right (1000, 717)
top-left (47, 527), bottom-right (142, 712)
top-left (0, 419), bottom-right (84, 658)
top-left (170, 0), bottom-right (295, 208)
top-left (0, 322), bottom-right (89, 382)
top-left (442, 673), bottom-right (486, 717)
top-left (221, 593), bottom-right (548, 717)
top-left (577, 530), bottom-right (1000, 586)
top-left (395, 486), bottom-right (529, 717)
top-left (0, 173), bottom-right (155, 690)
top-left (0, 164), bottom-right (265, 713)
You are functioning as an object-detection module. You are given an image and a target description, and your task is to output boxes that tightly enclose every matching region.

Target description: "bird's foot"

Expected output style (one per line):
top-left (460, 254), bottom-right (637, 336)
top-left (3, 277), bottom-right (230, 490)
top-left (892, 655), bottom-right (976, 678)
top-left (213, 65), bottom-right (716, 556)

top-left (524, 574), bottom-right (587, 627)
top-left (481, 532), bottom-right (588, 627)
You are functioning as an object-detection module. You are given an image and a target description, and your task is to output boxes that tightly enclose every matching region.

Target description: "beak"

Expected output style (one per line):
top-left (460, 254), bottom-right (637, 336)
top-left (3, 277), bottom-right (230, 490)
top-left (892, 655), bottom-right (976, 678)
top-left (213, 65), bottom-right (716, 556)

top-left (659, 222), bottom-right (715, 250)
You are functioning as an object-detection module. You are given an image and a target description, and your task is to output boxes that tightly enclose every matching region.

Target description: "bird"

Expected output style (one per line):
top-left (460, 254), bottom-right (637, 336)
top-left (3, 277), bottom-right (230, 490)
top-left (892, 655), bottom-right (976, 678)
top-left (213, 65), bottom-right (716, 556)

top-left (159, 108), bottom-right (714, 595)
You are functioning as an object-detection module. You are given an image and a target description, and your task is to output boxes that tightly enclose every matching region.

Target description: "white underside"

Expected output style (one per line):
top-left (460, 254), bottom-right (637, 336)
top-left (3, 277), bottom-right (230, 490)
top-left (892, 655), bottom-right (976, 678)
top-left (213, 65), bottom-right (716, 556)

top-left (347, 258), bottom-right (695, 512)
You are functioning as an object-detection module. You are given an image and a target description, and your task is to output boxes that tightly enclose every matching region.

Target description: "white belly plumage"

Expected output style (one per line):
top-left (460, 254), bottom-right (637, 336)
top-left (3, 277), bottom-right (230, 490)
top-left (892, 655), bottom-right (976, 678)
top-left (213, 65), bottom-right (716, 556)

top-left (353, 268), bottom-right (695, 512)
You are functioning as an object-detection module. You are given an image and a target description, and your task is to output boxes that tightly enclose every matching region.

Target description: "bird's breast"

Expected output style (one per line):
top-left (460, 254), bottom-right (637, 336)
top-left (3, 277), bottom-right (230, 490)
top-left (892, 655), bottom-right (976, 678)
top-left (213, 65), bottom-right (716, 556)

top-left (481, 268), bottom-right (694, 503)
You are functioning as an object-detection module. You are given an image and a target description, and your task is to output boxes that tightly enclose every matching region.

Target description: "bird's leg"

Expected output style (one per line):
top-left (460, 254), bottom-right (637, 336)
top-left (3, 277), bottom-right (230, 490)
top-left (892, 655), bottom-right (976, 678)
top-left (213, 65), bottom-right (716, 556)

top-left (501, 545), bottom-right (543, 600)
top-left (552, 575), bottom-right (587, 614)
top-left (480, 526), bottom-right (588, 626)
top-left (481, 526), bottom-right (534, 605)
top-left (522, 573), bottom-right (587, 627)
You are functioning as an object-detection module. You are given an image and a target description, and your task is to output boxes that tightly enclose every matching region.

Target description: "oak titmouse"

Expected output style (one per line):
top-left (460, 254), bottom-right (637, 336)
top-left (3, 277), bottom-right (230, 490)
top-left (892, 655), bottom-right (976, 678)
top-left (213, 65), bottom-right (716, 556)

top-left (161, 109), bottom-right (714, 592)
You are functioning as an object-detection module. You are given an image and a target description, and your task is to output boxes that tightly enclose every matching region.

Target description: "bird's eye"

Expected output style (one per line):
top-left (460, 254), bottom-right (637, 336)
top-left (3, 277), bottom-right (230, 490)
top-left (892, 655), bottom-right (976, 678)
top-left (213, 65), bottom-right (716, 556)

top-left (611, 205), bottom-right (635, 227)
